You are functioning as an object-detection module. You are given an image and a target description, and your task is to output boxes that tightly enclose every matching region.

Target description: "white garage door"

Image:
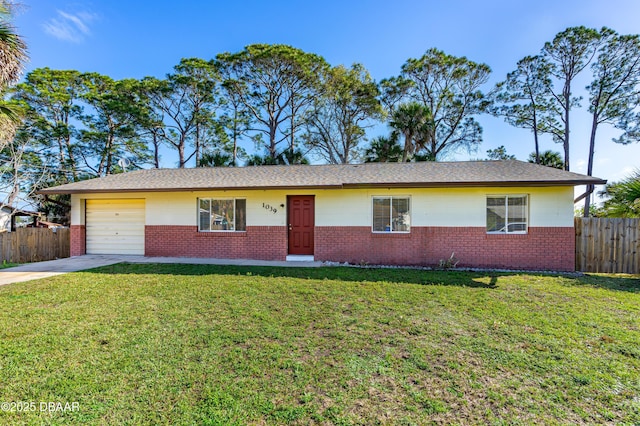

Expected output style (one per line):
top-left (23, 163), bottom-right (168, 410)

top-left (86, 199), bottom-right (145, 255)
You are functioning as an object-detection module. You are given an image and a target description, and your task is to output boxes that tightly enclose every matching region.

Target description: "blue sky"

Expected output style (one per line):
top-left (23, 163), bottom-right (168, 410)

top-left (11, 0), bottom-right (640, 194)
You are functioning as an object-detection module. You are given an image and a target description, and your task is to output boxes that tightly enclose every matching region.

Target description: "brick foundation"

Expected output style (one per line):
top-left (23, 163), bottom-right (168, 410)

top-left (70, 225), bottom-right (86, 256)
top-left (145, 225), bottom-right (288, 261)
top-left (315, 226), bottom-right (575, 271)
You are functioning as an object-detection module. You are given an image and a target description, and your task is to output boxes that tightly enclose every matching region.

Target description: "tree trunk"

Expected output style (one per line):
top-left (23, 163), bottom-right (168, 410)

top-left (105, 133), bottom-right (114, 175)
top-left (583, 111), bottom-right (599, 217)
top-left (56, 137), bottom-right (66, 177)
top-left (269, 124), bottom-right (277, 160)
top-left (195, 123), bottom-right (201, 167)
top-left (563, 87), bottom-right (570, 171)
top-left (532, 110), bottom-right (540, 164)
top-left (232, 109), bottom-right (238, 166)
top-left (401, 133), bottom-right (411, 162)
top-left (64, 112), bottom-right (77, 181)
top-left (178, 140), bottom-right (185, 168)
top-left (153, 132), bottom-right (160, 168)
top-left (7, 158), bottom-right (20, 207)
top-left (290, 94), bottom-right (295, 153)
top-left (175, 132), bottom-right (187, 168)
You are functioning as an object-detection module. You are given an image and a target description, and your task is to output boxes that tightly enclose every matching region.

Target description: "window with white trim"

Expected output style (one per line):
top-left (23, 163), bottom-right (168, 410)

top-left (486, 195), bottom-right (528, 234)
top-left (372, 196), bottom-right (410, 232)
top-left (198, 198), bottom-right (246, 232)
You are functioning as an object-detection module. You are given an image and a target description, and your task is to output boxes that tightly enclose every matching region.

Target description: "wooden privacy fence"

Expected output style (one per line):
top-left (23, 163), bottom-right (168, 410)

top-left (575, 218), bottom-right (640, 274)
top-left (0, 228), bottom-right (70, 264)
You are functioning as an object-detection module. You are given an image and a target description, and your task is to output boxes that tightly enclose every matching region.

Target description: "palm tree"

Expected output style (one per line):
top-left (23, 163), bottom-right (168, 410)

top-left (363, 135), bottom-right (403, 163)
top-left (389, 102), bottom-right (433, 162)
top-left (0, 1), bottom-right (27, 123)
top-left (599, 170), bottom-right (640, 217)
top-left (246, 149), bottom-right (309, 166)
top-left (199, 151), bottom-right (234, 167)
top-left (0, 1), bottom-right (27, 90)
top-left (277, 148), bottom-right (309, 165)
top-left (528, 150), bottom-right (563, 169)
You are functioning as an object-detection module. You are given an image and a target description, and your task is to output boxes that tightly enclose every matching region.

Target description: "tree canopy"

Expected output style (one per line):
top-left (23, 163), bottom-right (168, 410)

top-left (2, 32), bottom-right (640, 221)
top-left (491, 55), bottom-right (554, 164)
top-left (381, 48), bottom-right (491, 160)
top-left (216, 44), bottom-right (329, 160)
top-left (583, 29), bottom-right (640, 215)
top-left (304, 64), bottom-right (382, 164)
top-left (599, 170), bottom-right (640, 217)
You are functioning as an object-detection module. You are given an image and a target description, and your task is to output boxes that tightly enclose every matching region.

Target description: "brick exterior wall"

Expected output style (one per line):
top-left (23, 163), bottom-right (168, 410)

top-left (145, 225), bottom-right (288, 261)
top-left (143, 224), bottom-right (574, 271)
top-left (70, 225), bottom-right (86, 256)
top-left (315, 226), bottom-right (575, 271)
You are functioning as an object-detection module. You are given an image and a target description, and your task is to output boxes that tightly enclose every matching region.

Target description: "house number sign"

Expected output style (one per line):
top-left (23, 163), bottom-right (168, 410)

top-left (262, 203), bottom-right (278, 214)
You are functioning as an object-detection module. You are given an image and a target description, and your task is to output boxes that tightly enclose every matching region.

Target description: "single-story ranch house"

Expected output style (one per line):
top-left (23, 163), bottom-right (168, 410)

top-left (40, 160), bottom-right (606, 271)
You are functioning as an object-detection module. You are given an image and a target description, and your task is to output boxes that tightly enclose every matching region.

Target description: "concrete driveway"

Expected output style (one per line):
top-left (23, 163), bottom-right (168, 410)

top-left (0, 255), bottom-right (132, 286)
top-left (0, 255), bottom-right (322, 287)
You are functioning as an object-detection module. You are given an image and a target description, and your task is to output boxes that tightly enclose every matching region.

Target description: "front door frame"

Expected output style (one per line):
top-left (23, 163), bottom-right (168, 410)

top-left (287, 195), bottom-right (315, 255)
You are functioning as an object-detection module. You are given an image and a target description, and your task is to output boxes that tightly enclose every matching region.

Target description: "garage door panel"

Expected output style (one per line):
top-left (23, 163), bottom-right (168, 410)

top-left (85, 243), bottom-right (143, 255)
top-left (86, 199), bottom-right (145, 255)
top-left (87, 213), bottom-right (144, 220)
top-left (87, 224), bottom-right (144, 233)
top-left (86, 235), bottom-right (143, 242)
top-left (86, 212), bottom-right (144, 219)
top-left (86, 219), bottom-right (143, 227)
top-left (86, 231), bottom-right (144, 238)
top-left (85, 243), bottom-right (144, 250)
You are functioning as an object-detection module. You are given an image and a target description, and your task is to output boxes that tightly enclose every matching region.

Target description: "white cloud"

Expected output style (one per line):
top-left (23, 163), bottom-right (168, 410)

top-left (610, 166), bottom-right (635, 182)
top-left (43, 10), bottom-right (98, 43)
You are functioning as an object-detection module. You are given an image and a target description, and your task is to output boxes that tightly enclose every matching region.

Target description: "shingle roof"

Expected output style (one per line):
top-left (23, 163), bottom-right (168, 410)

top-left (38, 160), bottom-right (607, 194)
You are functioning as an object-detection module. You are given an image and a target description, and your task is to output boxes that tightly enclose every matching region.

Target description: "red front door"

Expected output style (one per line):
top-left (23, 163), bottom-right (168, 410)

top-left (288, 195), bottom-right (314, 255)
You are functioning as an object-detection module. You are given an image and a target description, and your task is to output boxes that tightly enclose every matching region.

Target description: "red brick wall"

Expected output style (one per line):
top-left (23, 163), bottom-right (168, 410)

top-left (144, 225), bottom-right (574, 271)
top-left (145, 226), bottom-right (288, 261)
top-left (315, 226), bottom-right (575, 271)
top-left (70, 225), bottom-right (86, 257)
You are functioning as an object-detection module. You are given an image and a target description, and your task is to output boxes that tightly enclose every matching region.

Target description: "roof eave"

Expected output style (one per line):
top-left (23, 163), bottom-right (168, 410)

top-left (342, 179), bottom-right (607, 188)
top-left (36, 184), bottom-right (345, 195)
top-left (37, 179), bottom-right (607, 195)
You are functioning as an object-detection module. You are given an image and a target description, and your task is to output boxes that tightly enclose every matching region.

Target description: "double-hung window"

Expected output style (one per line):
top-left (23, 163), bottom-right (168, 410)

top-left (199, 198), bottom-right (246, 232)
top-left (486, 195), bottom-right (528, 234)
top-left (372, 196), bottom-right (410, 233)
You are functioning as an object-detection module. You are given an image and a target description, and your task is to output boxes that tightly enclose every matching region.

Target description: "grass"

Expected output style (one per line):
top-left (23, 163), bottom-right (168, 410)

top-left (0, 260), bottom-right (19, 269)
top-left (0, 263), bottom-right (638, 425)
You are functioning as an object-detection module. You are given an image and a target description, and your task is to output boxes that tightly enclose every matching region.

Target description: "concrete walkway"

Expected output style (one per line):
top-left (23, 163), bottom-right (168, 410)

top-left (0, 255), bottom-right (323, 287)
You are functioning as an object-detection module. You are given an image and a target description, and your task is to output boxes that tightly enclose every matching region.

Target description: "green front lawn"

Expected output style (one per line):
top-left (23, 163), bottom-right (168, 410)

top-left (0, 264), bottom-right (638, 424)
